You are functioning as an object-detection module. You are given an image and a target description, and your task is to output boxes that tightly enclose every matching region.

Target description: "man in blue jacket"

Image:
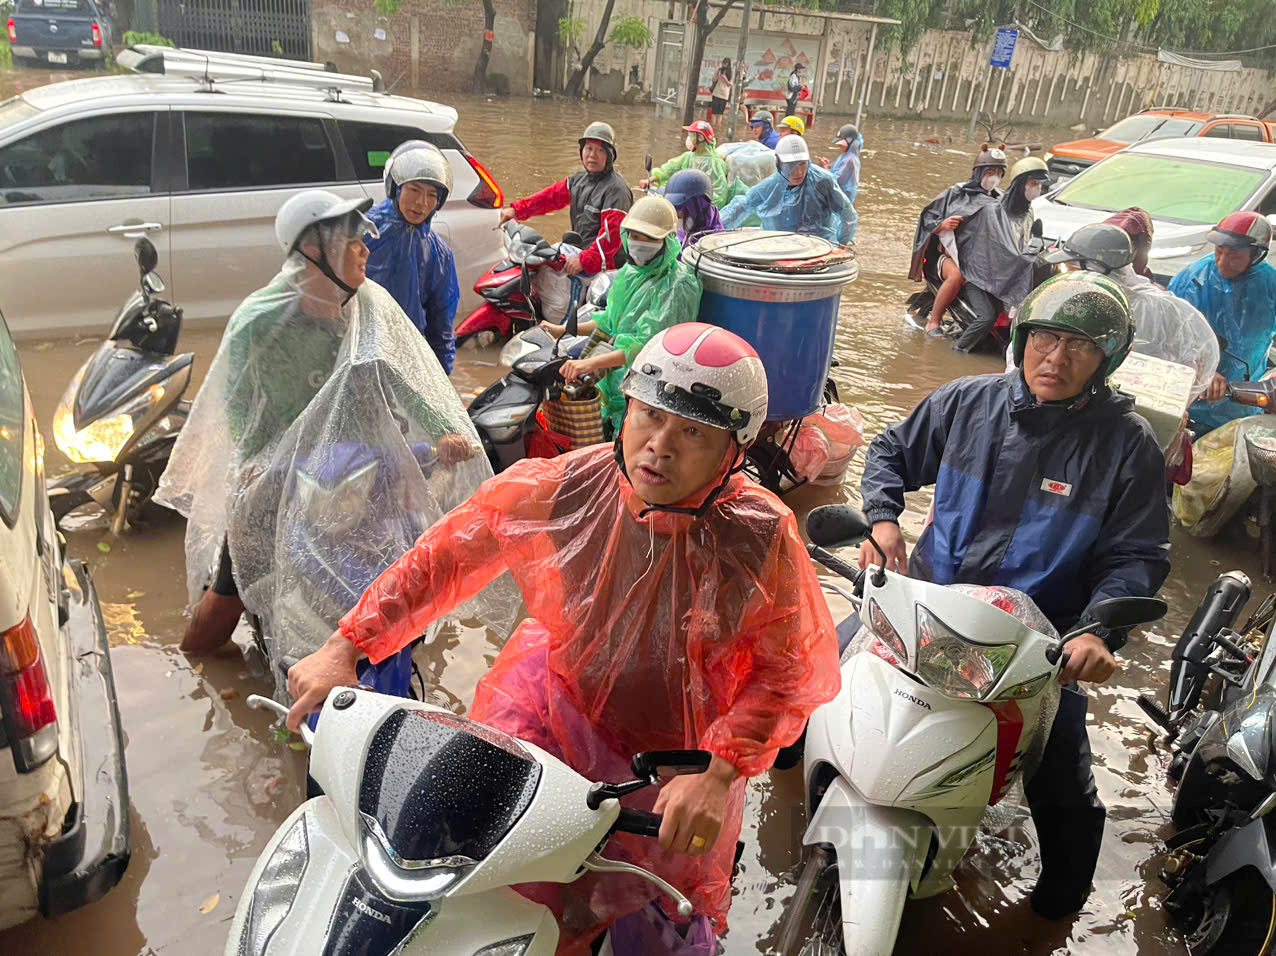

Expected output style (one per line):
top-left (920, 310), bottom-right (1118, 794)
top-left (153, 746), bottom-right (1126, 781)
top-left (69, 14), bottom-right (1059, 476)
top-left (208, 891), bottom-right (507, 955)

top-left (1169, 210), bottom-right (1276, 434)
top-left (859, 272), bottom-right (1171, 920)
top-left (365, 141), bottom-right (460, 374)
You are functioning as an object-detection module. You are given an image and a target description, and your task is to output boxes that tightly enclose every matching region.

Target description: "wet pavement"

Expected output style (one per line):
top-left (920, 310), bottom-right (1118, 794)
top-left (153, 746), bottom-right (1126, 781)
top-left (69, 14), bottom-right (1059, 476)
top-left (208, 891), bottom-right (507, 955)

top-left (2, 65), bottom-right (1262, 954)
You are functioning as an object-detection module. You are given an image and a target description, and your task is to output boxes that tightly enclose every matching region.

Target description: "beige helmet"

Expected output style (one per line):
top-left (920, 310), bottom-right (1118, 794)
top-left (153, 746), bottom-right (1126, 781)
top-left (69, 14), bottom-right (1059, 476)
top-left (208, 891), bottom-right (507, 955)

top-left (1008, 156), bottom-right (1049, 184)
top-left (621, 195), bottom-right (678, 240)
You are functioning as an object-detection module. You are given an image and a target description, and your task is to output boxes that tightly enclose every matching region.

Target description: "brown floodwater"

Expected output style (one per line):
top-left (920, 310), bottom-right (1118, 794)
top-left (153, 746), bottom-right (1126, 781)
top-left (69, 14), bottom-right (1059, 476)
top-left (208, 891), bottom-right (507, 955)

top-left (1, 66), bottom-right (1254, 955)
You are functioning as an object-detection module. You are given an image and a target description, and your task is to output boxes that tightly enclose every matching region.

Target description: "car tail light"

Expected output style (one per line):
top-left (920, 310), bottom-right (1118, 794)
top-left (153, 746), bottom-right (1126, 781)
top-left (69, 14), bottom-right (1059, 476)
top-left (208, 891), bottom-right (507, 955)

top-left (1, 614), bottom-right (58, 771)
top-left (6, 19), bottom-right (16, 43)
top-left (91, 20), bottom-right (103, 45)
top-left (464, 151), bottom-right (504, 209)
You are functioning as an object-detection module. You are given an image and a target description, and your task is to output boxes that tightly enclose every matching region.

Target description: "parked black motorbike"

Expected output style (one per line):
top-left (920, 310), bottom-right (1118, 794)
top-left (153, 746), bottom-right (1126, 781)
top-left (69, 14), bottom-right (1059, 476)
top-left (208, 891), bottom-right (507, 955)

top-left (1138, 570), bottom-right (1276, 954)
top-left (47, 238), bottom-right (192, 533)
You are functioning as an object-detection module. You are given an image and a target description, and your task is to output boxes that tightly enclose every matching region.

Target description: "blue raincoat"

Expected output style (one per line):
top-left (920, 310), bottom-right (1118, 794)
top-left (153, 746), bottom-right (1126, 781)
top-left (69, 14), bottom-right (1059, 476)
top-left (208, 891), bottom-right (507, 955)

top-left (860, 371), bottom-right (1170, 637)
top-left (829, 133), bottom-right (862, 202)
top-left (720, 163), bottom-right (856, 244)
top-left (1169, 254), bottom-right (1276, 433)
top-left (754, 125), bottom-right (779, 149)
top-left (365, 198), bottom-right (461, 374)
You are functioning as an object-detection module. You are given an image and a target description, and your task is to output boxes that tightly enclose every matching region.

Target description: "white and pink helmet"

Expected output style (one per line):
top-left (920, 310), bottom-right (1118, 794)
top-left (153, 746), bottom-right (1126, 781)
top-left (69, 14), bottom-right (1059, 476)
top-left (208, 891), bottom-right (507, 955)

top-left (621, 323), bottom-right (769, 445)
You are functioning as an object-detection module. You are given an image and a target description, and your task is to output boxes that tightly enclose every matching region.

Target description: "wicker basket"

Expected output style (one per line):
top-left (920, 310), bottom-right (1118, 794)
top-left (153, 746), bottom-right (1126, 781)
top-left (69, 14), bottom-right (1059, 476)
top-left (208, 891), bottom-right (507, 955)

top-left (542, 394), bottom-right (606, 448)
top-left (1246, 430), bottom-right (1276, 486)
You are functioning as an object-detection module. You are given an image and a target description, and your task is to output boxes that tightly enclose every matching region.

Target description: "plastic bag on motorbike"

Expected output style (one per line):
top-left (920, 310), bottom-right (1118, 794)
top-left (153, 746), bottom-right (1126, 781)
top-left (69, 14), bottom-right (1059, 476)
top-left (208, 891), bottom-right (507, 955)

top-left (788, 403), bottom-right (866, 486)
top-left (531, 244), bottom-right (589, 324)
top-left (1173, 414), bottom-right (1276, 536)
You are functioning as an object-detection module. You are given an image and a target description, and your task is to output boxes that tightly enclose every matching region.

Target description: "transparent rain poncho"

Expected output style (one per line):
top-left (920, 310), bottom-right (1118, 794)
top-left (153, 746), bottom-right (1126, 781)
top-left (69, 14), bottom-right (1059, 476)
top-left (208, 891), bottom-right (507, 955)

top-left (720, 162), bottom-right (855, 244)
top-left (156, 221), bottom-right (517, 683)
top-left (650, 143), bottom-right (732, 210)
top-left (335, 443), bottom-right (841, 948)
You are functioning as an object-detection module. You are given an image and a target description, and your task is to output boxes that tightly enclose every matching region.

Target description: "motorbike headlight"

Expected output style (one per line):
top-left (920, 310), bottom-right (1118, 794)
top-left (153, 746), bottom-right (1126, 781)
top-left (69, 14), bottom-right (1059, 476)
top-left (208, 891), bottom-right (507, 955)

top-left (52, 382), bottom-right (168, 464)
top-left (237, 815), bottom-right (309, 956)
top-left (53, 407), bottom-right (135, 464)
top-left (915, 604), bottom-right (1017, 700)
top-left (474, 937), bottom-right (536, 956)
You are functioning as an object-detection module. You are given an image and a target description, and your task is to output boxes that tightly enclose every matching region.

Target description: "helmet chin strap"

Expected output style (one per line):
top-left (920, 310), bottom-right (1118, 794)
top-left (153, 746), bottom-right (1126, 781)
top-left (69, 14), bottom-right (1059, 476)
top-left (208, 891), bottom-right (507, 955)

top-left (613, 433), bottom-right (745, 519)
top-left (300, 247), bottom-right (358, 304)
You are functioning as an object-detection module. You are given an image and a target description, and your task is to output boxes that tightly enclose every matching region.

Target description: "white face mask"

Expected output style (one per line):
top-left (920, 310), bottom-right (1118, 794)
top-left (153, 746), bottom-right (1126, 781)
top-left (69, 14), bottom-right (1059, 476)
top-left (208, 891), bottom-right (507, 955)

top-left (1024, 181), bottom-right (1044, 202)
top-left (628, 238), bottom-right (664, 265)
top-left (981, 172), bottom-right (1002, 192)
top-left (685, 135), bottom-right (698, 152)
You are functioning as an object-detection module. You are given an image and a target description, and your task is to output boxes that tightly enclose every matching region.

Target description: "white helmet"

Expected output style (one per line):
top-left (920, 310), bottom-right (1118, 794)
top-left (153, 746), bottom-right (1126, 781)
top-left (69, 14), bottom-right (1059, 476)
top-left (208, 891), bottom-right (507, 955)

top-left (275, 190), bottom-right (376, 254)
top-left (621, 323), bottom-right (769, 445)
top-left (385, 141), bottom-right (453, 207)
top-left (775, 134), bottom-right (810, 165)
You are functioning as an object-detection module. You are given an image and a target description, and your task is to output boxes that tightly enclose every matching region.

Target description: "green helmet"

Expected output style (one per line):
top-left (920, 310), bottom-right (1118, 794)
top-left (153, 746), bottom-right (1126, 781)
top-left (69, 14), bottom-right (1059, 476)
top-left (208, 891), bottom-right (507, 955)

top-left (1011, 272), bottom-right (1134, 375)
top-left (1043, 222), bottom-right (1134, 274)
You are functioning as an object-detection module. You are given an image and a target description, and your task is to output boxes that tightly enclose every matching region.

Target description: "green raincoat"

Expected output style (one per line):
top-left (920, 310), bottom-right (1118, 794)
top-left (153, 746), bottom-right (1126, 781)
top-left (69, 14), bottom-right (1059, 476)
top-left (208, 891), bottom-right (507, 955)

top-left (650, 144), bottom-right (733, 210)
top-left (594, 232), bottom-right (704, 433)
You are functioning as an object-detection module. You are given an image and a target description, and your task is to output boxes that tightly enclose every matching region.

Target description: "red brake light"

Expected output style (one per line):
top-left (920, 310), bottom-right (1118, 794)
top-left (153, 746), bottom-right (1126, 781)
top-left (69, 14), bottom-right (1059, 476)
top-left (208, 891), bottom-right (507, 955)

top-left (1, 615), bottom-right (58, 769)
top-left (91, 20), bottom-right (102, 46)
top-left (6, 18), bottom-right (16, 44)
top-left (464, 151), bottom-right (503, 209)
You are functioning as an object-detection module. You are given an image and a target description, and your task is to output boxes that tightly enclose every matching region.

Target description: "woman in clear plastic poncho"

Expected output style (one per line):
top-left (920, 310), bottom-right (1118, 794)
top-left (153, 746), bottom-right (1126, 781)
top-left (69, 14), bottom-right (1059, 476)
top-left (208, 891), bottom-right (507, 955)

top-left (284, 323), bottom-right (840, 952)
top-left (720, 134), bottom-right (856, 244)
top-left (558, 195), bottom-right (704, 437)
top-left (155, 189), bottom-right (514, 676)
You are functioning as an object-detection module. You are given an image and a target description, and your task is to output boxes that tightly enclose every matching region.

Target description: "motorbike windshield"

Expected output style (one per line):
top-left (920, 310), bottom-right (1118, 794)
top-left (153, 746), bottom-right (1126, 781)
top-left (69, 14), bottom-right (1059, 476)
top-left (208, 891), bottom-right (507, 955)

top-left (359, 709), bottom-right (541, 866)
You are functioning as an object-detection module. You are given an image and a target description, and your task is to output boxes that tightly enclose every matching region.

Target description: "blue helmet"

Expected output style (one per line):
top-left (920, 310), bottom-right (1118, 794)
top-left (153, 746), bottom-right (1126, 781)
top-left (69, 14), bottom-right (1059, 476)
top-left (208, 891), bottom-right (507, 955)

top-left (664, 169), bottom-right (713, 210)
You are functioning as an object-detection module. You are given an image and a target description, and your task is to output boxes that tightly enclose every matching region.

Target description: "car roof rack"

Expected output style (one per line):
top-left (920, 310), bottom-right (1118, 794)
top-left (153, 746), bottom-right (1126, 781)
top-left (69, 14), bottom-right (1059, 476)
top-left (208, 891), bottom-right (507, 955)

top-left (115, 44), bottom-right (384, 102)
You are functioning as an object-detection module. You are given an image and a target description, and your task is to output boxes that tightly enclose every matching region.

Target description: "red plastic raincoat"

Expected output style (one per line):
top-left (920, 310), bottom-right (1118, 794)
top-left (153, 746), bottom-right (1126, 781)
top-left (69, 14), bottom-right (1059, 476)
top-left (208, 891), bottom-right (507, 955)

top-left (339, 444), bottom-right (839, 951)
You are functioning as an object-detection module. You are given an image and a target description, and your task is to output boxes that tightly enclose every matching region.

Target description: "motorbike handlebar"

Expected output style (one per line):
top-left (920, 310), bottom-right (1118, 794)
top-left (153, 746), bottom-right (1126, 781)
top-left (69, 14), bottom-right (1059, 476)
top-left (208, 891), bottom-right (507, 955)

top-left (614, 808), bottom-right (663, 838)
top-left (1226, 380), bottom-right (1275, 411)
top-left (807, 544), bottom-right (864, 586)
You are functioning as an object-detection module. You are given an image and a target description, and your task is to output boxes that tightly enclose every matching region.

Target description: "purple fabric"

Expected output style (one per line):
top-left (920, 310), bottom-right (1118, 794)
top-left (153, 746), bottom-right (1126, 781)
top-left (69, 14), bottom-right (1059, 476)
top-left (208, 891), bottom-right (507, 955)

top-left (607, 902), bottom-right (717, 956)
top-left (675, 195), bottom-right (724, 245)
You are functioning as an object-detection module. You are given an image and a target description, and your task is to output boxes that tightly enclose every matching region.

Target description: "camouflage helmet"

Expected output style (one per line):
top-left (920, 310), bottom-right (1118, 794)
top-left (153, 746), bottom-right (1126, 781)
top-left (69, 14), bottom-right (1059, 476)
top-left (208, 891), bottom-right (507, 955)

top-left (1011, 272), bottom-right (1134, 376)
top-left (579, 121), bottom-right (618, 161)
top-left (1043, 222), bottom-right (1134, 274)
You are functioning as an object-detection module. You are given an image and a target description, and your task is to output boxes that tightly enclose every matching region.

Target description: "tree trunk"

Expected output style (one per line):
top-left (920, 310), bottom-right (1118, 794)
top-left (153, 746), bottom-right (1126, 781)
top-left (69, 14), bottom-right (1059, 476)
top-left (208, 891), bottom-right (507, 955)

top-left (533, 0), bottom-right (567, 90)
top-left (565, 0), bottom-right (618, 99)
top-left (680, 0), bottom-right (738, 125)
top-left (472, 0), bottom-right (497, 93)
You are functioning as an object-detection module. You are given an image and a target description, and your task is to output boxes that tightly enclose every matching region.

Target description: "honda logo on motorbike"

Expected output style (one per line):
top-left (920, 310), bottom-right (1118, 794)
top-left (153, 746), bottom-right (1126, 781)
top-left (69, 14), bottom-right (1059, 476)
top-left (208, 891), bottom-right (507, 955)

top-left (1041, 478), bottom-right (1073, 497)
top-left (351, 896), bottom-right (393, 925)
top-left (893, 687), bottom-right (931, 710)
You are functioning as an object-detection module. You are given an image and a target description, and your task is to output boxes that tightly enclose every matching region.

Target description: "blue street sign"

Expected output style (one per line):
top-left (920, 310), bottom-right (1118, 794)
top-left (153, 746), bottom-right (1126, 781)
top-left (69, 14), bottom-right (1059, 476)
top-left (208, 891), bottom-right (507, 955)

top-left (990, 28), bottom-right (1018, 69)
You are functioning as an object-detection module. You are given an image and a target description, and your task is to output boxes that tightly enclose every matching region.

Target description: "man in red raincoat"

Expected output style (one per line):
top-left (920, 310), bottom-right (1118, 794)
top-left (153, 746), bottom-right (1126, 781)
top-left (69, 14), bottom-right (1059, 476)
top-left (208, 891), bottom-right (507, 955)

top-left (286, 323), bottom-right (840, 951)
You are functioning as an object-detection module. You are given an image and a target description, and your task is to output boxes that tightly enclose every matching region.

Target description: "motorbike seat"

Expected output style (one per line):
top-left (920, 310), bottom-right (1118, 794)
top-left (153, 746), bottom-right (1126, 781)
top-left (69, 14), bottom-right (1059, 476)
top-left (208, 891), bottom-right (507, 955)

top-left (836, 612), bottom-right (861, 656)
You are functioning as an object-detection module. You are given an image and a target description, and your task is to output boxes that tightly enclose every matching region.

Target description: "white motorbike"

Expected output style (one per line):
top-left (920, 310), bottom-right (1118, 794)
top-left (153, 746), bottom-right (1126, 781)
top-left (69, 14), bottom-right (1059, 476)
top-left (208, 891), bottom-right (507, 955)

top-left (776, 505), bottom-right (1166, 955)
top-left (227, 687), bottom-right (709, 955)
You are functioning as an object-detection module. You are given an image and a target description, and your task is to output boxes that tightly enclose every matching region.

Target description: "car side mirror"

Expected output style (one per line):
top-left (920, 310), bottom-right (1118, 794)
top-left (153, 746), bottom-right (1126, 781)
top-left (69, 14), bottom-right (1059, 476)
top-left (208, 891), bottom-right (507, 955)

top-left (631, 750), bottom-right (712, 780)
top-left (1092, 129), bottom-right (1101, 137)
top-left (1089, 596), bottom-right (1168, 630)
top-left (806, 504), bottom-right (871, 549)
top-left (134, 236), bottom-right (158, 276)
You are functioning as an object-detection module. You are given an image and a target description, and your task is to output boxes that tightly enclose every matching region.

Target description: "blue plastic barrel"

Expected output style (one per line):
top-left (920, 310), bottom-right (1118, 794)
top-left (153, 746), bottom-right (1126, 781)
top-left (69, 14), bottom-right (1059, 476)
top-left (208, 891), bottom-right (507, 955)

top-left (684, 231), bottom-right (857, 421)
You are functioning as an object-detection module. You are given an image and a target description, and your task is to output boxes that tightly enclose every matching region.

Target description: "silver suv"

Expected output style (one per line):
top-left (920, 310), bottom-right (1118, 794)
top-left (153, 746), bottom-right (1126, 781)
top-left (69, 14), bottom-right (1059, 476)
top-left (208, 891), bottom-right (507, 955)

top-left (0, 49), bottom-right (503, 335)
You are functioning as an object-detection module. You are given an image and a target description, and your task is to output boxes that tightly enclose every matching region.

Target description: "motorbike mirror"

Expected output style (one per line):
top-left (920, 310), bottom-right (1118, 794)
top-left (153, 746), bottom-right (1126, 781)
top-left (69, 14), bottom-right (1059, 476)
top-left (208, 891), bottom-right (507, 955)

top-left (631, 750), bottom-right (712, 780)
top-left (1216, 333), bottom-right (1229, 352)
top-left (587, 272), bottom-right (613, 307)
top-left (645, 153), bottom-right (653, 174)
top-left (142, 272), bottom-right (165, 295)
top-left (1089, 596), bottom-right (1168, 630)
top-left (1031, 218), bottom-right (1043, 238)
top-left (561, 230), bottom-right (585, 248)
top-left (806, 504), bottom-right (871, 549)
top-left (566, 306), bottom-right (579, 339)
top-left (134, 237), bottom-right (158, 276)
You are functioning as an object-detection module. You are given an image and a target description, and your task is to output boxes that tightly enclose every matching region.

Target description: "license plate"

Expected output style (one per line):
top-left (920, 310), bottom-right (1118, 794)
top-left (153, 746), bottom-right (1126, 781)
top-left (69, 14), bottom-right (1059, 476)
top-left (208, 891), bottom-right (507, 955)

top-left (47, 51), bottom-right (68, 63)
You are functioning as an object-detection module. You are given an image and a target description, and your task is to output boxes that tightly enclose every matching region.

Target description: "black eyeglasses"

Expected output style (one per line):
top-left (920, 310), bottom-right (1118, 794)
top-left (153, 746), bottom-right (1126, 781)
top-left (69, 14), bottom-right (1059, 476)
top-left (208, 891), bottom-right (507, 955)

top-left (1028, 329), bottom-right (1103, 358)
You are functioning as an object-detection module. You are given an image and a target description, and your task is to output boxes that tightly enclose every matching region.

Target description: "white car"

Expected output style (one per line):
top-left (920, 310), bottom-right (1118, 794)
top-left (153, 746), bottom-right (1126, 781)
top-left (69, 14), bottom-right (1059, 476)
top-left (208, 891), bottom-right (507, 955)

top-left (0, 305), bottom-right (128, 928)
top-left (1033, 137), bottom-right (1276, 283)
top-left (0, 48), bottom-right (504, 335)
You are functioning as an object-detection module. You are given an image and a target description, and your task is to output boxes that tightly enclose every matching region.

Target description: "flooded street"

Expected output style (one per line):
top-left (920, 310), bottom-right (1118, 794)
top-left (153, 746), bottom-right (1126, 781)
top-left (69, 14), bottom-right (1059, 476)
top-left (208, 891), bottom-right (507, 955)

top-left (1, 70), bottom-right (1258, 954)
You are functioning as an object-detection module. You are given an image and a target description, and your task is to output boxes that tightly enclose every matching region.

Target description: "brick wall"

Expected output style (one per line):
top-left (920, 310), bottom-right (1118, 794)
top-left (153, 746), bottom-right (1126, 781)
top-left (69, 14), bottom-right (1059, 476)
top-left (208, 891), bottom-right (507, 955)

top-left (313, 0), bottom-right (533, 95)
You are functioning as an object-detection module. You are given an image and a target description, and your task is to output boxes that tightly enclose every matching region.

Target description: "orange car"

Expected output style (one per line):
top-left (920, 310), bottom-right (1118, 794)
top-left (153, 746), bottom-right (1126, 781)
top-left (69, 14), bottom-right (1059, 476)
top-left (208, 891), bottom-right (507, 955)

top-left (1046, 108), bottom-right (1276, 181)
